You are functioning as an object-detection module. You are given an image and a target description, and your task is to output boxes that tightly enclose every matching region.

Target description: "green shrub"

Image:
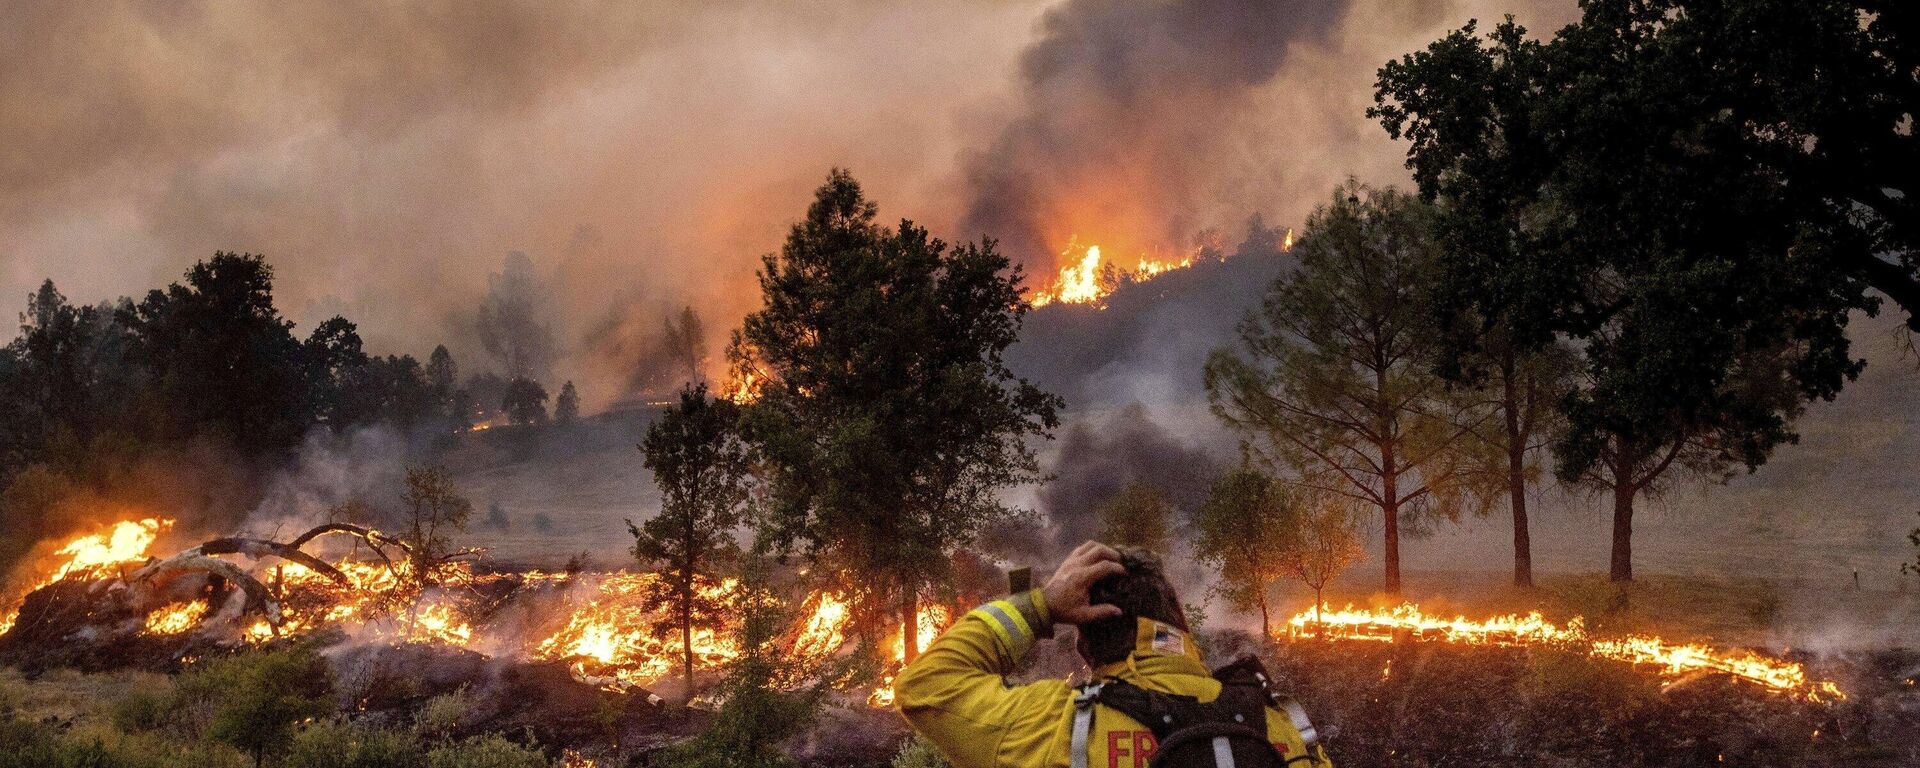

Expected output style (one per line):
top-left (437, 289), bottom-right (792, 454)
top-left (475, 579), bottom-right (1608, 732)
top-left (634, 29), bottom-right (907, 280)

top-left (0, 714), bottom-right (248, 768)
top-left (413, 688), bottom-right (472, 742)
top-left (285, 720), bottom-right (423, 768)
top-left (891, 735), bottom-right (953, 768)
top-left (108, 690), bottom-right (170, 733)
top-left (175, 648), bottom-right (334, 767)
top-left (424, 733), bottom-right (548, 768)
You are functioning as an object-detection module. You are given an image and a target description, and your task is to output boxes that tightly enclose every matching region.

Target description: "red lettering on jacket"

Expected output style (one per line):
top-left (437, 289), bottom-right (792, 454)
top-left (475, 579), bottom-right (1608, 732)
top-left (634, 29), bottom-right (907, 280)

top-left (1134, 731), bottom-right (1158, 762)
top-left (1106, 731), bottom-right (1160, 768)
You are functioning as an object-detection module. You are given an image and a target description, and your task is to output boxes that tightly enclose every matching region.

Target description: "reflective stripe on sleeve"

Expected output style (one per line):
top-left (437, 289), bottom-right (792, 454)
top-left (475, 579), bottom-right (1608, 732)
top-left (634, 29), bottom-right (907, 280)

top-left (970, 601), bottom-right (1032, 659)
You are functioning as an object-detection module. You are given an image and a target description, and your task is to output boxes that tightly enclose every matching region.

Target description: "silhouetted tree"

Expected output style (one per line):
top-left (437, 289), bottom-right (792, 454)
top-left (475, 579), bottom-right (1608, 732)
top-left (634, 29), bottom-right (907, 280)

top-left (500, 377), bottom-right (549, 426)
top-left (302, 316), bottom-right (369, 428)
top-left (398, 464), bottom-right (472, 590)
top-left (662, 306), bottom-right (708, 385)
top-left (121, 252), bottom-right (311, 456)
top-left (633, 384), bottom-right (748, 702)
top-left (464, 371), bottom-right (506, 426)
top-left (554, 380), bottom-right (580, 425)
top-left (1459, 334), bottom-right (1575, 588)
top-left (1376, 10), bottom-right (1873, 581)
top-left (732, 169), bottom-right (1061, 662)
top-left (483, 501), bottom-right (510, 531)
top-left (475, 251), bottom-right (555, 380)
top-left (11, 281), bottom-right (103, 444)
top-left (426, 344), bottom-right (459, 421)
top-left (1284, 490), bottom-right (1361, 632)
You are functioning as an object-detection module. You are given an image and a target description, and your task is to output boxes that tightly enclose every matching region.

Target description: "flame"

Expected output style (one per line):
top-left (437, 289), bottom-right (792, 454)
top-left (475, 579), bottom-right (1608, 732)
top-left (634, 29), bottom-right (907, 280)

top-left (144, 599), bottom-right (209, 635)
top-left (531, 573), bottom-right (741, 692)
top-left (868, 603), bottom-right (952, 707)
top-left (1027, 240), bottom-right (1198, 308)
top-left (1287, 603), bottom-right (1843, 701)
top-left (791, 592), bottom-right (852, 660)
top-left (725, 371), bottom-right (762, 405)
top-left (405, 601), bottom-right (475, 645)
top-left (1282, 227), bottom-right (1295, 251)
top-left (7, 517), bottom-right (944, 707)
top-left (1031, 244), bottom-right (1107, 307)
top-left (0, 517), bottom-right (172, 635)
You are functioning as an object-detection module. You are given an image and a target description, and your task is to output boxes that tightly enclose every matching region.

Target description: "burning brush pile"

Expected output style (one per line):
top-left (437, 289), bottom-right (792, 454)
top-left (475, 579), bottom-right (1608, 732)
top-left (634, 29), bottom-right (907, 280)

top-left (0, 517), bottom-right (937, 711)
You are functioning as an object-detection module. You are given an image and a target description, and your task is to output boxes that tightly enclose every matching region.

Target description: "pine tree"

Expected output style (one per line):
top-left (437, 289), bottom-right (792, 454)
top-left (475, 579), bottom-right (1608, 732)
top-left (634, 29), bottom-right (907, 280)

top-left (1206, 183), bottom-right (1487, 594)
top-left (554, 380), bottom-right (580, 425)
top-left (732, 169), bottom-right (1060, 662)
top-left (633, 383), bottom-right (748, 702)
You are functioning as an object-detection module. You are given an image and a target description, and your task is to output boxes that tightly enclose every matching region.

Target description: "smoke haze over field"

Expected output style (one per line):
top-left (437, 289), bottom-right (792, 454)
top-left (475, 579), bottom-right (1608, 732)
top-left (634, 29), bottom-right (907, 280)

top-left (0, 0), bottom-right (1579, 406)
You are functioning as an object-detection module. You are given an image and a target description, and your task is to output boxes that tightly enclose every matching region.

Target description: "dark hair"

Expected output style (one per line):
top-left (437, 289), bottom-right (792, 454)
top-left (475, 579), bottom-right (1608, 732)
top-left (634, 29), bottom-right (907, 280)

top-left (1076, 548), bottom-right (1186, 666)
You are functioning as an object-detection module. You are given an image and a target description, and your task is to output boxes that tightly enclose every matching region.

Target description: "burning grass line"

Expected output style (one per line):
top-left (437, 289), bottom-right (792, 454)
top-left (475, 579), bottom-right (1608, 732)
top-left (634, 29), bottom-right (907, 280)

top-left (1285, 603), bottom-right (1845, 702)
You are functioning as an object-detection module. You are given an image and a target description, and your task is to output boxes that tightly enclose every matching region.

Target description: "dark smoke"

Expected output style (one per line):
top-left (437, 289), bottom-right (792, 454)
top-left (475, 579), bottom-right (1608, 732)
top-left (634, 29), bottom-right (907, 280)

top-left (959, 0), bottom-right (1353, 266)
top-left (1033, 402), bottom-right (1220, 557)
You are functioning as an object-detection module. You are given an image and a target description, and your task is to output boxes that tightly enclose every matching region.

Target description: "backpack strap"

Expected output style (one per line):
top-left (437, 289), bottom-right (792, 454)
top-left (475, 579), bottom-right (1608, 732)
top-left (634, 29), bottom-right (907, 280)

top-left (1070, 682), bottom-right (1104, 768)
top-left (1216, 656), bottom-right (1326, 763)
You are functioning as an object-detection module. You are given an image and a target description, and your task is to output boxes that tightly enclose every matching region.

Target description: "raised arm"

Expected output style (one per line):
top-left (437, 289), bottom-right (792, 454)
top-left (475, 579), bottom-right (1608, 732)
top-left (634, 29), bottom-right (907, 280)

top-left (894, 541), bottom-right (1126, 766)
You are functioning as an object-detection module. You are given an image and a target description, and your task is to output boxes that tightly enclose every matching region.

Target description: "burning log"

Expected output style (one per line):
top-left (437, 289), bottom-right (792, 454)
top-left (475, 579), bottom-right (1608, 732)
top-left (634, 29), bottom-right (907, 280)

top-left (286, 523), bottom-right (411, 562)
top-left (185, 537), bottom-right (351, 586)
top-left (122, 553), bottom-right (283, 632)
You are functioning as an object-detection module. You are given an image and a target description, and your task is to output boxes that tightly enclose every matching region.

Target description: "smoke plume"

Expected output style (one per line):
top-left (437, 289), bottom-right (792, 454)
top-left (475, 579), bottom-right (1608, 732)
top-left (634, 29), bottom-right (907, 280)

top-left (958, 0), bottom-right (1351, 266)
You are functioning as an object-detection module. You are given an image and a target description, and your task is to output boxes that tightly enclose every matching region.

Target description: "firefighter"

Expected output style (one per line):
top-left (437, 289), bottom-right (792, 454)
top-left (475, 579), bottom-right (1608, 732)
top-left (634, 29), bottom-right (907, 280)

top-left (896, 541), bottom-right (1330, 768)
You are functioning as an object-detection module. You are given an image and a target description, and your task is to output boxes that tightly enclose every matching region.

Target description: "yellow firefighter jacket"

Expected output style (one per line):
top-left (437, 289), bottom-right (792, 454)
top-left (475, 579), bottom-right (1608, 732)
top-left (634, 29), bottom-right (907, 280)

top-left (896, 590), bottom-right (1329, 768)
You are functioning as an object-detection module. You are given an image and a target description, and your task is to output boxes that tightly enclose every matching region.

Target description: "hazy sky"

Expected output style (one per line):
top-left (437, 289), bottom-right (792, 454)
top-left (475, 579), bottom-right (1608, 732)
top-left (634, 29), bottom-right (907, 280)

top-left (0, 0), bottom-right (1578, 405)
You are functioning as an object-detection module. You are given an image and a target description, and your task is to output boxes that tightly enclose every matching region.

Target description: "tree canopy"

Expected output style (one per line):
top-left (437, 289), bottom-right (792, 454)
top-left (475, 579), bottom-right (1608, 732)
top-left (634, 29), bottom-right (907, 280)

top-left (1374, 4), bottom-right (1884, 579)
top-left (731, 169), bottom-right (1060, 661)
top-left (1206, 183), bottom-right (1486, 594)
top-left (1192, 466), bottom-right (1300, 638)
top-left (634, 383), bottom-right (749, 701)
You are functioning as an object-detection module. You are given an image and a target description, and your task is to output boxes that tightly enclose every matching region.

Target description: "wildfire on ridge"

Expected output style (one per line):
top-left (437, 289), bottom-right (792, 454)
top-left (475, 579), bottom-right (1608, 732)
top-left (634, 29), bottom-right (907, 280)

top-left (1028, 230), bottom-right (1293, 308)
top-left (1286, 603), bottom-right (1844, 702)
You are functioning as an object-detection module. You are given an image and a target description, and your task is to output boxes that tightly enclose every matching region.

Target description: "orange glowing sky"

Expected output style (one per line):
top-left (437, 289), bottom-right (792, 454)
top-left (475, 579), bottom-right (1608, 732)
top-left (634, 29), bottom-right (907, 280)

top-left (0, 0), bottom-right (1579, 405)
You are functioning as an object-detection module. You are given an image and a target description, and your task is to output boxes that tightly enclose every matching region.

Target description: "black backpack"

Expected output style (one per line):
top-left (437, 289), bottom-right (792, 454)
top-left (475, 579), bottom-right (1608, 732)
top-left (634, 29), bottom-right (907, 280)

top-left (1069, 656), bottom-right (1326, 768)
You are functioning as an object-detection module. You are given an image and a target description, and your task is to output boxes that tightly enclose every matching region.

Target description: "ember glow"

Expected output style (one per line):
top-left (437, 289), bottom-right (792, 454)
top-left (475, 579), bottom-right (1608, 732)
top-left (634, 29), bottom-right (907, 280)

top-left (1286, 603), bottom-right (1844, 701)
top-left (0, 517), bottom-right (173, 635)
top-left (144, 600), bottom-right (210, 635)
